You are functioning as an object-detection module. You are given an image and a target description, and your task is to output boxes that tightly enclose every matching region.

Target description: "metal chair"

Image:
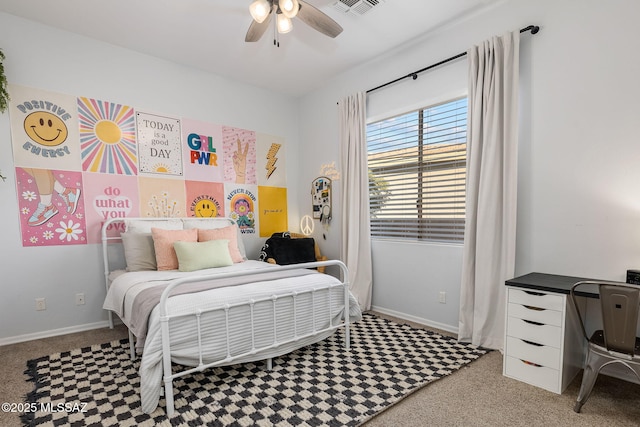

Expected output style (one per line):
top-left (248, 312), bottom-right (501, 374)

top-left (570, 280), bottom-right (640, 413)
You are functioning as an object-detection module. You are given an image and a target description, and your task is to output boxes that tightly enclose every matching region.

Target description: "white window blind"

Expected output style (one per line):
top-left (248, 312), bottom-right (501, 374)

top-left (367, 97), bottom-right (467, 242)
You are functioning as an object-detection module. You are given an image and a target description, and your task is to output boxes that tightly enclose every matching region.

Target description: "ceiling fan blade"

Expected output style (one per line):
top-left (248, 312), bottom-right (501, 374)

top-left (297, 0), bottom-right (343, 38)
top-left (245, 13), bottom-right (273, 42)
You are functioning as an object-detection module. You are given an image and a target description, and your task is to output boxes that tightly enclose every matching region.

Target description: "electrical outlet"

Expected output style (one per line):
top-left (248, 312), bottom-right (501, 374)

top-left (75, 293), bottom-right (85, 305)
top-left (35, 298), bottom-right (46, 311)
top-left (438, 291), bottom-right (446, 304)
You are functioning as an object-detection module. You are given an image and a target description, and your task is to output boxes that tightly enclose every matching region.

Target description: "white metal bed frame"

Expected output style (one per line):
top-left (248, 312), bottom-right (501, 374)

top-left (101, 218), bottom-right (352, 416)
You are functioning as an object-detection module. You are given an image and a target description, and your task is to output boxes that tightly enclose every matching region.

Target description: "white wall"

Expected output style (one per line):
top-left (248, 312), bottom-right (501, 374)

top-left (0, 12), bottom-right (301, 343)
top-left (298, 0), bottom-right (640, 331)
top-left (3, 0), bottom-right (640, 342)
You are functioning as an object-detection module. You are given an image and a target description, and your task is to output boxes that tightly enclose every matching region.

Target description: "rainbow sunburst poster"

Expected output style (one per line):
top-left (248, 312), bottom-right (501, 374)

top-left (78, 97), bottom-right (137, 175)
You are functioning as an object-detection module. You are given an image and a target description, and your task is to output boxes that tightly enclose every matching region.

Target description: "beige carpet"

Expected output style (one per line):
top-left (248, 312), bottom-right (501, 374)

top-left (1, 314), bottom-right (639, 427)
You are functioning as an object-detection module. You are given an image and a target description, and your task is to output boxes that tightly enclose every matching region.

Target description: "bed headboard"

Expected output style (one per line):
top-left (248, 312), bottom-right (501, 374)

top-left (101, 217), bottom-right (244, 292)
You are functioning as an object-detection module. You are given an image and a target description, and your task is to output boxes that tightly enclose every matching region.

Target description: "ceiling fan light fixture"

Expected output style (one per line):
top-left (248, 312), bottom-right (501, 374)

top-left (277, 14), bottom-right (293, 34)
top-left (249, 0), bottom-right (271, 23)
top-left (279, 0), bottom-right (299, 19)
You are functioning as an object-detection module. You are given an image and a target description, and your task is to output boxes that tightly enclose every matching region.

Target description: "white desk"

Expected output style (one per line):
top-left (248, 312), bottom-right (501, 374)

top-left (503, 273), bottom-right (597, 393)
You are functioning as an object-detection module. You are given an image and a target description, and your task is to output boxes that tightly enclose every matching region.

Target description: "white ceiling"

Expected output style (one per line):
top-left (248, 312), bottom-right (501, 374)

top-left (0, 0), bottom-right (500, 97)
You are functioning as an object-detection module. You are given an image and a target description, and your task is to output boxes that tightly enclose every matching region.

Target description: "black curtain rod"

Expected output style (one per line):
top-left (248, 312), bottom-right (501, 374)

top-left (366, 25), bottom-right (540, 95)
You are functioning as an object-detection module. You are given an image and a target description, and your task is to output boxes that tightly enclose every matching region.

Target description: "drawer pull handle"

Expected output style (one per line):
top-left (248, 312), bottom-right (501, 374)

top-left (524, 290), bottom-right (545, 296)
top-left (523, 305), bottom-right (545, 311)
top-left (521, 359), bottom-right (542, 367)
top-left (523, 319), bottom-right (544, 326)
top-left (521, 339), bottom-right (543, 347)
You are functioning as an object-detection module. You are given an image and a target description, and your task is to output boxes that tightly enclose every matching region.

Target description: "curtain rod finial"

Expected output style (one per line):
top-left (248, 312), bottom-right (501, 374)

top-left (520, 25), bottom-right (540, 34)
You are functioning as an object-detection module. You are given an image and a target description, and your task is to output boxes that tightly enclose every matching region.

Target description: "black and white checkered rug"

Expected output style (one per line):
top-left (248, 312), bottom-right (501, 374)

top-left (22, 313), bottom-right (488, 426)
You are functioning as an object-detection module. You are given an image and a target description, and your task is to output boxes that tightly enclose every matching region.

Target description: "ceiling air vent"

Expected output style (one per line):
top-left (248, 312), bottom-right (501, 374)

top-left (332, 0), bottom-right (385, 15)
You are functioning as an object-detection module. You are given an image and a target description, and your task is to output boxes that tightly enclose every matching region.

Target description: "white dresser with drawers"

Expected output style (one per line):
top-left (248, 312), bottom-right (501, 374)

top-left (503, 273), bottom-right (590, 393)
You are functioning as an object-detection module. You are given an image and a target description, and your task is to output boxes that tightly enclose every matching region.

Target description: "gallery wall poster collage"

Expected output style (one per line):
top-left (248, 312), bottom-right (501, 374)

top-left (8, 84), bottom-right (288, 247)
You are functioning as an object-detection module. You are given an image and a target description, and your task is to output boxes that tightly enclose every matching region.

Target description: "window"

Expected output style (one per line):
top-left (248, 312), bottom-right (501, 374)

top-left (367, 97), bottom-right (467, 242)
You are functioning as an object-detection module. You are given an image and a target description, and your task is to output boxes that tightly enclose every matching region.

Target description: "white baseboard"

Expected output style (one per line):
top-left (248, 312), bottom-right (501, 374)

top-left (2, 310), bottom-right (457, 347)
top-left (0, 321), bottom-right (112, 346)
top-left (370, 305), bottom-right (459, 335)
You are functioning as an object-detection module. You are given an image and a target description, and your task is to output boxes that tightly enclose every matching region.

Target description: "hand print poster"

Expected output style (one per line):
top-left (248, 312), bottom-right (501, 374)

top-left (223, 126), bottom-right (256, 184)
top-left (16, 168), bottom-right (87, 246)
top-left (137, 112), bottom-right (183, 176)
top-left (225, 184), bottom-right (258, 234)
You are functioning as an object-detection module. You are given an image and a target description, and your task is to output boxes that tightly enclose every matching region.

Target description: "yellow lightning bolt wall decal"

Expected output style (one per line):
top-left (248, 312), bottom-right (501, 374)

top-left (265, 143), bottom-right (281, 179)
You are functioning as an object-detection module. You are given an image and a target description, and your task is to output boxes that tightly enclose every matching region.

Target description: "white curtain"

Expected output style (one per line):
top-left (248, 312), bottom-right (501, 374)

top-left (459, 31), bottom-right (520, 350)
top-left (339, 92), bottom-right (373, 311)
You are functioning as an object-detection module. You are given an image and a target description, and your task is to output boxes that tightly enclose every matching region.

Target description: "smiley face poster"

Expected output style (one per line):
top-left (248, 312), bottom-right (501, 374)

top-left (185, 180), bottom-right (224, 218)
top-left (9, 84), bottom-right (82, 171)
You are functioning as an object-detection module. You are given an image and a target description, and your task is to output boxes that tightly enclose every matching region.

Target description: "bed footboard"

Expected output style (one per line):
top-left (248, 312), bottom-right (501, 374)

top-left (158, 260), bottom-right (352, 416)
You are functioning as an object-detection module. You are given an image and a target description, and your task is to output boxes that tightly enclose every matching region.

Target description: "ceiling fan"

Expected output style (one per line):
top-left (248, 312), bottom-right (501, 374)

top-left (245, 0), bottom-right (343, 43)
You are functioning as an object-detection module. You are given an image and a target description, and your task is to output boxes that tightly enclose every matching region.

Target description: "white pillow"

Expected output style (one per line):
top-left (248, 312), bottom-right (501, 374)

top-left (181, 218), bottom-right (232, 229)
top-left (121, 232), bottom-right (156, 271)
top-left (125, 218), bottom-right (183, 234)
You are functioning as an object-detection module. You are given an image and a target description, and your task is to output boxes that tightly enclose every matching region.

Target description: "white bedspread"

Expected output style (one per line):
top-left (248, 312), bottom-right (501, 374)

top-left (104, 261), bottom-right (277, 322)
top-left (102, 261), bottom-right (362, 414)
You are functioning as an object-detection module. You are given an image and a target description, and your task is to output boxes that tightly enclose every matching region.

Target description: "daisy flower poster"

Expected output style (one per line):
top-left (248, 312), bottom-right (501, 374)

top-left (138, 176), bottom-right (186, 218)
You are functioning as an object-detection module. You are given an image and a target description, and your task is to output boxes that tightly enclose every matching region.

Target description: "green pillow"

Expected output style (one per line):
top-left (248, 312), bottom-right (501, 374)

top-left (173, 239), bottom-right (233, 272)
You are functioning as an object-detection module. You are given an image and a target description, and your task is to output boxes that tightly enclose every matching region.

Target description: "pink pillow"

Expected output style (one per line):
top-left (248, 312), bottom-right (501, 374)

top-left (198, 225), bottom-right (244, 263)
top-left (151, 228), bottom-right (198, 271)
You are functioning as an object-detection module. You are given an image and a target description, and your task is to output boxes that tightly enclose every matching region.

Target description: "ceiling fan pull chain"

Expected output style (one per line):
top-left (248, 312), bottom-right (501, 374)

top-left (273, 14), bottom-right (278, 47)
top-left (273, 14), bottom-right (280, 47)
